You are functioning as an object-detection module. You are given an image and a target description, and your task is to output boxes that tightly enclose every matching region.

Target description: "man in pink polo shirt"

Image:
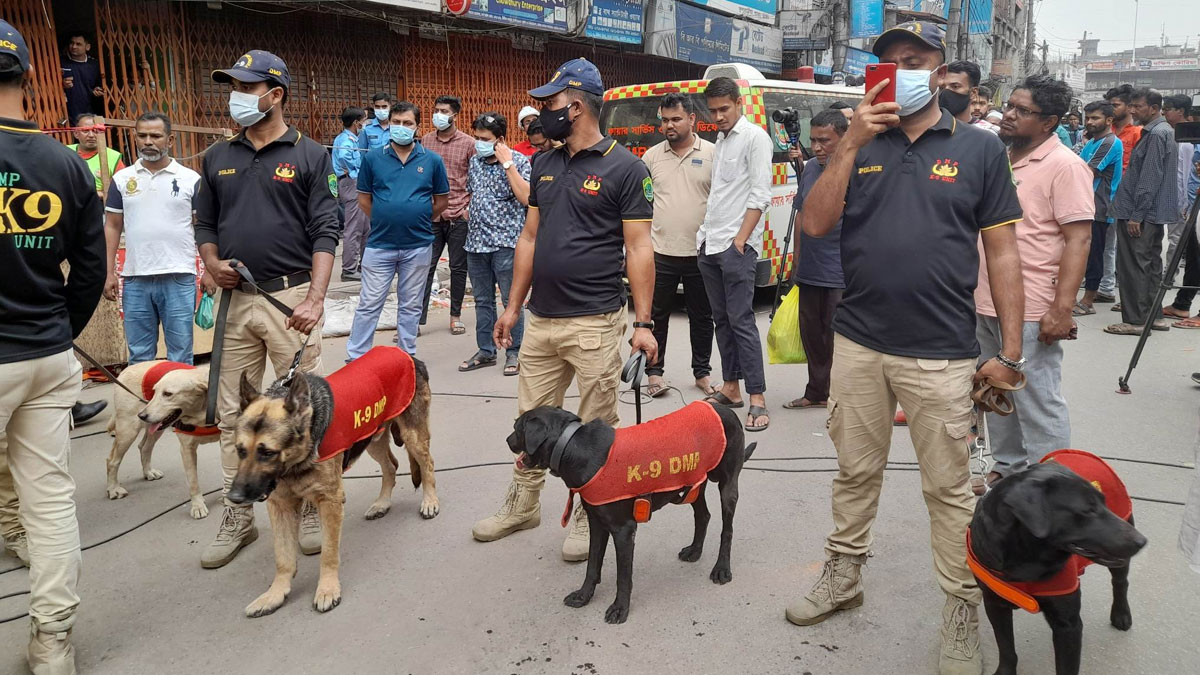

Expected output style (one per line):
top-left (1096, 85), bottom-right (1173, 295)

top-left (976, 75), bottom-right (1095, 487)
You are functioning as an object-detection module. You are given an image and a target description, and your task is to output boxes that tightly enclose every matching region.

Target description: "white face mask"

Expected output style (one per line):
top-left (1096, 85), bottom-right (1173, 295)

top-left (895, 69), bottom-right (935, 117)
top-left (228, 89), bottom-right (275, 127)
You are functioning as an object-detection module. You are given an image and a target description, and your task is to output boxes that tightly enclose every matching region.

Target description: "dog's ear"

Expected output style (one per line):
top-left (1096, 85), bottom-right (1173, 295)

top-left (284, 375), bottom-right (310, 414)
top-left (238, 372), bottom-right (260, 411)
top-left (1002, 474), bottom-right (1053, 539)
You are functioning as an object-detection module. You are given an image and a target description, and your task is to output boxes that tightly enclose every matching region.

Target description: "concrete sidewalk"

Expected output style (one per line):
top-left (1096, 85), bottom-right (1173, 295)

top-left (1, 299), bottom-right (1197, 674)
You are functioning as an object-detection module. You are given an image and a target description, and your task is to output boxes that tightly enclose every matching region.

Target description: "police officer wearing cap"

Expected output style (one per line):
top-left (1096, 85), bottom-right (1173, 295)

top-left (472, 58), bottom-right (658, 563)
top-left (193, 50), bottom-right (340, 569)
top-left (786, 22), bottom-right (1026, 675)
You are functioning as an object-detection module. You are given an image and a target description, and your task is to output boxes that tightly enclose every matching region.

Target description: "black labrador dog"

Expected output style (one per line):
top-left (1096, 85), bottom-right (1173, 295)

top-left (509, 402), bottom-right (755, 624)
top-left (969, 462), bottom-right (1147, 675)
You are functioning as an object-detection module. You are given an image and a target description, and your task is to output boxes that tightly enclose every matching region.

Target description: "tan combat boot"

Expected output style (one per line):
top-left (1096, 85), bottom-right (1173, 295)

top-left (785, 552), bottom-right (866, 626)
top-left (939, 596), bottom-right (983, 675)
top-left (4, 531), bottom-right (29, 567)
top-left (200, 502), bottom-right (258, 569)
top-left (472, 477), bottom-right (542, 542)
top-left (299, 500), bottom-right (321, 555)
top-left (562, 503), bottom-right (589, 561)
top-left (28, 621), bottom-right (75, 675)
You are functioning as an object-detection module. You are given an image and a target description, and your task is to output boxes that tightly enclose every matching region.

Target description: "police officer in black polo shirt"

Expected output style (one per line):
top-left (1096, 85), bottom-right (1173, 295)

top-left (785, 23), bottom-right (1026, 675)
top-left (193, 50), bottom-right (340, 569)
top-left (472, 59), bottom-right (658, 564)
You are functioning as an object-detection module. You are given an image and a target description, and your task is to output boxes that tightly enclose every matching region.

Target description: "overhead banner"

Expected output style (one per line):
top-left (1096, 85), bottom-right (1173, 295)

top-left (967, 0), bottom-right (993, 34)
top-left (648, 1), bottom-right (781, 73)
top-left (468, 0), bottom-right (567, 33)
top-left (780, 10), bottom-right (827, 51)
top-left (843, 46), bottom-right (879, 76)
top-left (688, 0), bottom-right (775, 26)
top-left (849, 0), bottom-right (884, 39)
top-left (374, 0), bottom-right (441, 9)
top-left (585, 0), bottom-right (643, 44)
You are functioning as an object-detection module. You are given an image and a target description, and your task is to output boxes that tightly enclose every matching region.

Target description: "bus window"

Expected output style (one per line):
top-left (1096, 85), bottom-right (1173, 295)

top-left (599, 94), bottom-right (718, 158)
top-left (762, 91), bottom-right (857, 164)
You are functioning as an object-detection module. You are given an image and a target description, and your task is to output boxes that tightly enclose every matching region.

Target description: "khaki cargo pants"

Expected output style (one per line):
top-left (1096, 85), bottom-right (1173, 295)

top-left (0, 349), bottom-right (83, 631)
top-left (215, 284), bottom-right (323, 495)
top-left (825, 334), bottom-right (980, 604)
top-left (512, 309), bottom-right (626, 491)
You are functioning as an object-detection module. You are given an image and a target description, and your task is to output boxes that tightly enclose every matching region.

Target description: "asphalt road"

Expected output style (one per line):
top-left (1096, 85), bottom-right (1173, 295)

top-left (1, 286), bottom-right (1197, 674)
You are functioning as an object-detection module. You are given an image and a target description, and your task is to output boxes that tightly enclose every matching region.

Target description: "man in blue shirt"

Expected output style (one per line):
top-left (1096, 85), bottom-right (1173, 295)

top-left (334, 106), bottom-right (367, 280)
top-left (358, 92), bottom-right (393, 152)
top-left (349, 101), bottom-right (449, 357)
top-left (1075, 101), bottom-right (1123, 316)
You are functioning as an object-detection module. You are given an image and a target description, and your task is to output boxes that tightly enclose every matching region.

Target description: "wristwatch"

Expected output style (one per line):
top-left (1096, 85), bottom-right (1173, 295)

top-left (501, 160), bottom-right (514, 170)
top-left (996, 353), bottom-right (1026, 372)
top-left (632, 321), bottom-right (654, 330)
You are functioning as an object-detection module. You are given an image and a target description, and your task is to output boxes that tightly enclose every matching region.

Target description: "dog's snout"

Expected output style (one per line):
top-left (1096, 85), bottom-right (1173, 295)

top-left (137, 411), bottom-right (149, 422)
top-left (1130, 529), bottom-right (1148, 552)
top-left (226, 486), bottom-right (248, 504)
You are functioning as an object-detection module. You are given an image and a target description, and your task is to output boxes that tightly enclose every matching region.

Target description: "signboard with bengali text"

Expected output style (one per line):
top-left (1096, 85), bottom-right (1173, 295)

top-left (468, 0), bottom-right (567, 33)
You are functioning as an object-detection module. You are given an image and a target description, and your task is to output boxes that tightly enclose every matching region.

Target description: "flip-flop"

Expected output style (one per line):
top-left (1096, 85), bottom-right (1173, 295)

top-left (450, 318), bottom-right (466, 335)
top-left (744, 405), bottom-right (769, 432)
top-left (459, 351), bottom-right (496, 372)
top-left (1163, 308), bottom-right (1191, 319)
top-left (1174, 316), bottom-right (1200, 329)
top-left (782, 398), bottom-right (826, 409)
top-left (503, 353), bottom-right (520, 376)
top-left (1072, 301), bottom-right (1095, 316)
top-left (703, 391), bottom-right (745, 409)
top-left (646, 381), bottom-right (670, 398)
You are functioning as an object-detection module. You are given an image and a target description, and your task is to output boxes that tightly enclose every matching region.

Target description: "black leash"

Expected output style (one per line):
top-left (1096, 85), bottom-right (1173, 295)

top-left (621, 350), bottom-right (647, 425)
top-left (72, 343), bottom-right (148, 404)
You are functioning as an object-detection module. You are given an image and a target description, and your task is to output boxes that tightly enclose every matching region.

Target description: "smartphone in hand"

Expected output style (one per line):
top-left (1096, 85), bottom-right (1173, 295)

top-left (864, 63), bottom-right (897, 105)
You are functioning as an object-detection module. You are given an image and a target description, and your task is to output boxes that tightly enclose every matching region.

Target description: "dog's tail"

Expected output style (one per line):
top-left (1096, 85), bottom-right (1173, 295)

top-left (743, 442), bottom-right (757, 461)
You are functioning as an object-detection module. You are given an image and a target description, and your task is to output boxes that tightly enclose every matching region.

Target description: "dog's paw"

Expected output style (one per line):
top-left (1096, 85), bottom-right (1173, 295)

top-left (419, 497), bottom-right (440, 519)
top-left (143, 468), bottom-right (164, 481)
top-left (190, 497), bottom-right (209, 519)
top-left (364, 501), bottom-right (391, 520)
top-left (106, 485), bottom-right (129, 500)
top-left (709, 564), bottom-right (732, 585)
top-left (1110, 607), bottom-right (1133, 631)
top-left (245, 589), bottom-right (288, 618)
top-left (564, 588), bottom-right (594, 608)
top-left (313, 584), bottom-right (342, 613)
top-left (678, 544), bottom-right (703, 562)
top-left (604, 601), bottom-right (629, 624)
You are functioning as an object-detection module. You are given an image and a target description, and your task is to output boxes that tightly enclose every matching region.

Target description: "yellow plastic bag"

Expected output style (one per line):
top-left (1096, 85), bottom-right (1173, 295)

top-left (767, 285), bottom-right (807, 364)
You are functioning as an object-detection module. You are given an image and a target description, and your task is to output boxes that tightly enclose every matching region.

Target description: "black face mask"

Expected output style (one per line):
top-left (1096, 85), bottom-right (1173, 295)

top-left (940, 88), bottom-right (971, 117)
top-left (540, 102), bottom-right (575, 141)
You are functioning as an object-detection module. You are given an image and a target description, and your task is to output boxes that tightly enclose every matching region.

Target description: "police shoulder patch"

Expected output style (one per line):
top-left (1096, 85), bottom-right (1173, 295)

top-left (327, 173), bottom-right (338, 198)
top-left (642, 176), bottom-right (653, 203)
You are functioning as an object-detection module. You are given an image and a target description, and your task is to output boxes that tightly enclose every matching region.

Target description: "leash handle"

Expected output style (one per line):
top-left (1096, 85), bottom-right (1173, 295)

top-left (622, 350), bottom-right (647, 425)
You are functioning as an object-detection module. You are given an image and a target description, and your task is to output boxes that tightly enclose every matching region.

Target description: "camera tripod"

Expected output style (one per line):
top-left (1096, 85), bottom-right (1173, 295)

top-left (768, 132), bottom-right (810, 320)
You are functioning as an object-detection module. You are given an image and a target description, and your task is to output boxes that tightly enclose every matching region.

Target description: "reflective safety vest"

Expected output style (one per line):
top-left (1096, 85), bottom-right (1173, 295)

top-left (317, 346), bottom-right (416, 462)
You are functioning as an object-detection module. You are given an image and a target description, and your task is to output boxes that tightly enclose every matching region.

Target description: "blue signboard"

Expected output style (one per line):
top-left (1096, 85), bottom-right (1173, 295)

top-left (468, 0), bottom-right (567, 34)
top-left (843, 46), bottom-right (879, 77)
top-left (688, 0), bottom-right (775, 26)
top-left (967, 0), bottom-right (993, 34)
top-left (675, 2), bottom-right (734, 69)
top-left (850, 0), bottom-right (884, 39)
top-left (585, 0), bottom-right (643, 44)
top-left (911, 0), bottom-right (949, 19)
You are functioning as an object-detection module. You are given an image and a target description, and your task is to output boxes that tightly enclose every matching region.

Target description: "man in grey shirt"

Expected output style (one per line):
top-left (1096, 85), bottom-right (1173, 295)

top-left (1106, 87), bottom-right (1178, 335)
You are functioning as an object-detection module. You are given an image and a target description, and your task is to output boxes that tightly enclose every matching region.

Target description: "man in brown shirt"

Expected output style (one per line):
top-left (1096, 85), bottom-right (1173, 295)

top-left (421, 95), bottom-right (475, 335)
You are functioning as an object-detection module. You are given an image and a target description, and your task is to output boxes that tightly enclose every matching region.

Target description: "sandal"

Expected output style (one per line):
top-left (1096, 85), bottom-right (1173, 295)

top-left (782, 397), bottom-right (826, 409)
top-left (1072, 301), bottom-right (1095, 317)
top-left (696, 382), bottom-right (719, 397)
top-left (744, 405), bottom-right (770, 432)
top-left (1163, 306), bottom-right (1190, 319)
top-left (703, 391), bottom-right (744, 409)
top-left (503, 353), bottom-right (520, 376)
top-left (646, 380), bottom-right (670, 398)
top-left (459, 351), bottom-right (496, 372)
top-left (450, 318), bottom-right (466, 335)
top-left (1174, 316), bottom-right (1200, 329)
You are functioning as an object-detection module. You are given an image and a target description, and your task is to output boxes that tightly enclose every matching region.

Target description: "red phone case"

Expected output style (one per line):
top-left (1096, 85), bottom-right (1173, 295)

top-left (865, 64), bottom-right (897, 104)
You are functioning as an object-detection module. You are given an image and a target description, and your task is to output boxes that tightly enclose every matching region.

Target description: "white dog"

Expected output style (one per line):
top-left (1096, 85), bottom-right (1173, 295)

top-left (106, 361), bottom-right (219, 519)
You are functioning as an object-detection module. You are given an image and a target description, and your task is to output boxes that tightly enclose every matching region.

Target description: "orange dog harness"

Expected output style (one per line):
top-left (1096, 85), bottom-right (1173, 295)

top-left (317, 346), bottom-right (416, 462)
top-left (561, 401), bottom-right (727, 526)
top-left (141, 362), bottom-right (220, 437)
top-left (967, 449), bottom-right (1133, 613)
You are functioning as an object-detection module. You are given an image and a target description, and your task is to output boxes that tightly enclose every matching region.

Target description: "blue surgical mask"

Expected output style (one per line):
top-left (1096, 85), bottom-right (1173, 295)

top-left (432, 112), bottom-right (453, 131)
top-left (389, 125), bottom-right (415, 146)
top-left (474, 139), bottom-right (496, 158)
top-left (895, 69), bottom-right (935, 117)
top-left (374, 108), bottom-right (389, 122)
top-left (229, 89), bottom-right (274, 128)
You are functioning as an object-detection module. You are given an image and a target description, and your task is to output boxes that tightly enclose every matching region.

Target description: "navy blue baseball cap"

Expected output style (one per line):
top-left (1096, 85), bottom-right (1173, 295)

top-left (212, 50), bottom-right (290, 88)
top-left (872, 21), bottom-right (947, 58)
top-left (0, 20), bottom-right (30, 73)
top-left (528, 58), bottom-right (604, 99)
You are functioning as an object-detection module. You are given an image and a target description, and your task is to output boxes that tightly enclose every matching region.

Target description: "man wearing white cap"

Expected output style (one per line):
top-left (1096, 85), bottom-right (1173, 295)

top-left (511, 105), bottom-right (541, 157)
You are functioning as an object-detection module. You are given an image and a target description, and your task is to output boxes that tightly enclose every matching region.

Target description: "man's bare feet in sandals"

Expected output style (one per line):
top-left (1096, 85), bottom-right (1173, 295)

top-left (783, 397), bottom-right (826, 409)
top-left (745, 394), bottom-right (768, 432)
top-left (1163, 305), bottom-right (1190, 319)
top-left (450, 317), bottom-right (466, 335)
top-left (695, 376), bottom-right (717, 397)
top-left (646, 375), bottom-right (670, 398)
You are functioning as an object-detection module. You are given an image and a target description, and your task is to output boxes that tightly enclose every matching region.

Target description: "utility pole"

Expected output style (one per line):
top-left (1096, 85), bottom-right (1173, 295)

top-left (948, 0), bottom-right (962, 61)
top-left (1040, 40), bottom-right (1049, 75)
top-left (957, 0), bottom-right (970, 61)
top-left (1131, 0), bottom-right (1139, 71)
top-left (1023, 0), bottom-right (1036, 78)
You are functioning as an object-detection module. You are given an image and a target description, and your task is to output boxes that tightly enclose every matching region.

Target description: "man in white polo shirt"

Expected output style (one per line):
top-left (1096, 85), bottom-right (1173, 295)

top-left (104, 111), bottom-right (205, 364)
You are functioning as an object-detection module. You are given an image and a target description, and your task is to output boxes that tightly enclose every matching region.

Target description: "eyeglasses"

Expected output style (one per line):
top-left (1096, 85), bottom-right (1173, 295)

top-left (1001, 102), bottom-right (1051, 119)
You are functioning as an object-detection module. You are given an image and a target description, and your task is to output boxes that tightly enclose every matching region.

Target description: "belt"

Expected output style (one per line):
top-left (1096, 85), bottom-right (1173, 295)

top-left (236, 270), bottom-right (310, 295)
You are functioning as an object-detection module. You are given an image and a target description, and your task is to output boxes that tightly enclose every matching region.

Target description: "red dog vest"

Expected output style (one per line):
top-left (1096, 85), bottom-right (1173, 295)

top-left (141, 362), bottom-right (219, 437)
top-left (317, 346), bottom-right (416, 462)
top-left (967, 449), bottom-right (1133, 613)
top-left (562, 401), bottom-right (727, 526)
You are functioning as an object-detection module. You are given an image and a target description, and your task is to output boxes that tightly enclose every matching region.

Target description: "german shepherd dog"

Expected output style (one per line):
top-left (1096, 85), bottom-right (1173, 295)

top-left (970, 462), bottom-right (1147, 675)
top-left (228, 357), bottom-right (435, 617)
top-left (509, 401), bottom-right (756, 624)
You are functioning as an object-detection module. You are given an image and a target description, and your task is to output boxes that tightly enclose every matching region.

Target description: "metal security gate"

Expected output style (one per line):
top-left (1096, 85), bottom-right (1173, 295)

top-left (0, 0), bottom-right (68, 128)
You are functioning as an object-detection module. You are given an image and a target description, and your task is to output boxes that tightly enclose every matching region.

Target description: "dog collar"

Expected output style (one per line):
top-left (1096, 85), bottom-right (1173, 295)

top-left (549, 421), bottom-right (582, 477)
